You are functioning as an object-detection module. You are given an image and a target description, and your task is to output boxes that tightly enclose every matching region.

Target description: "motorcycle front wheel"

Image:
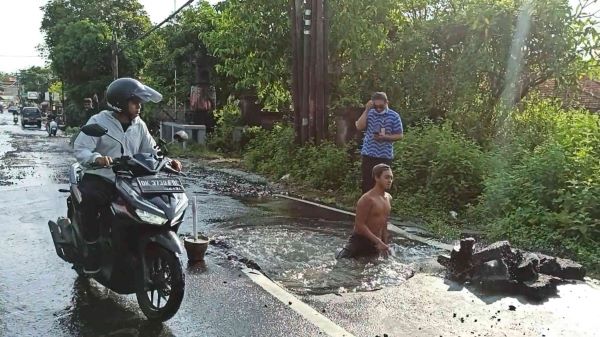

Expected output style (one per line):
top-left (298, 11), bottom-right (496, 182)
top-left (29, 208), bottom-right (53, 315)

top-left (135, 244), bottom-right (185, 322)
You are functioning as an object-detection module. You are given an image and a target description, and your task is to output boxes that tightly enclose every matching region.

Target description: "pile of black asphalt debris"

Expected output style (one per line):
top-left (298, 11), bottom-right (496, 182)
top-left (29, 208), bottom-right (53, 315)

top-left (437, 238), bottom-right (586, 300)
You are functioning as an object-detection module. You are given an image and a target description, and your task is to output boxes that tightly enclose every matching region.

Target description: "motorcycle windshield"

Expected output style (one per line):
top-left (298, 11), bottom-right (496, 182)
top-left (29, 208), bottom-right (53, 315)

top-left (132, 85), bottom-right (163, 104)
top-left (132, 153), bottom-right (161, 172)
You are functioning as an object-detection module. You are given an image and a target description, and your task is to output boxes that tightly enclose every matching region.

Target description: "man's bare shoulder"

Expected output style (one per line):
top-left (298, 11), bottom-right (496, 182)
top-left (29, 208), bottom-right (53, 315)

top-left (385, 192), bottom-right (392, 200)
top-left (357, 193), bottom-right (375, 206)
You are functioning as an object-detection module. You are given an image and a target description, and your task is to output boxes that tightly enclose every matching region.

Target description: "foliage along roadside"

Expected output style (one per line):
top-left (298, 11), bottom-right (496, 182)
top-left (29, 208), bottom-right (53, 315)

top-left (241, 99), bottom-right (599, 275)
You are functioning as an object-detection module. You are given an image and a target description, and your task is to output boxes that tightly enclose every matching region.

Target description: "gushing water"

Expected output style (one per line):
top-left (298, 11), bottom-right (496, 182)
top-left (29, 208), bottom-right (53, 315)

top-left (206, 198), bottom-right (441, 295)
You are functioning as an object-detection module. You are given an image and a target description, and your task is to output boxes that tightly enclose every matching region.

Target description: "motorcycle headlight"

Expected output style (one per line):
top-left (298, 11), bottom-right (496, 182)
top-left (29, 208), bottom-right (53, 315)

top-left (136, 209), bottom-right (168, 225)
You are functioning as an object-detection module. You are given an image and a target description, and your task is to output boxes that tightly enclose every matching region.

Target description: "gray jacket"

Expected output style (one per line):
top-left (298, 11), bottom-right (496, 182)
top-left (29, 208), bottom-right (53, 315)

top-left (74, 110), bottom-right (156, 181)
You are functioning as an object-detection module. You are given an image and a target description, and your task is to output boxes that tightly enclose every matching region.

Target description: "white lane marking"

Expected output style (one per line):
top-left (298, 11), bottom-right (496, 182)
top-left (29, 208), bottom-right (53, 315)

top-left (242, 268), bottom-right (356, 337)
top-left (273, 194), bottom-right (454, 251)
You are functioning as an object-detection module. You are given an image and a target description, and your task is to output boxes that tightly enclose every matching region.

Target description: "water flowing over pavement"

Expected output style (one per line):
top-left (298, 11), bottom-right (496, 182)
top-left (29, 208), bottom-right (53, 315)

top-left (0, 115), bottom-right (320, 337)
top-left (0, 112), bottom-right (599, 337)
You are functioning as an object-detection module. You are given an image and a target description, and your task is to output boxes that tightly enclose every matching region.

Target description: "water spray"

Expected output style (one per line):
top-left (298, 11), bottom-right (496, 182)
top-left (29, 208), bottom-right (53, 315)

top-left (498, 0), bottom-right (534, 133)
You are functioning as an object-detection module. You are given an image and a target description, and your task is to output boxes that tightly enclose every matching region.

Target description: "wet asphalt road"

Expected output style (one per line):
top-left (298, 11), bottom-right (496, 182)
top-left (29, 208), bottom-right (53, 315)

top-left (0, 114), bottom-right (321, 337)
top-left (1, 112), bottom-right (600, 337)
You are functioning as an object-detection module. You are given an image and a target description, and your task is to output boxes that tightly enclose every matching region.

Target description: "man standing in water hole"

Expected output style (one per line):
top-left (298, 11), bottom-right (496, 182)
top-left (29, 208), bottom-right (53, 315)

top-left (337, 164), bottom-right (393, 259)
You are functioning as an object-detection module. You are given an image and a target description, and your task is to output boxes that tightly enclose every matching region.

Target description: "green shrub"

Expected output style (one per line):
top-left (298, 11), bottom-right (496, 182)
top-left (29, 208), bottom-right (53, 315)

top-left (207, 100), bottom-right (243, 153)
top-left (244, 124), bottom-right (356, 191)
top-left (476, 100), bottom-right (600, 272)
top-left (339, 153), bottom-right (362, 201)
top-left (391, 121), bottom-right (486, 213)
top-left (244, 124), bottom-right (296, 178)
top-left (293, 141), bottom-right (353, 190)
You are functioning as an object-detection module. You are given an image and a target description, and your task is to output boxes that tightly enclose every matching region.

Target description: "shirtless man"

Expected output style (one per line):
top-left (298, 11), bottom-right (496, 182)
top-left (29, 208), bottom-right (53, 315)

top-left (337, 164), bottom-right (393, 259)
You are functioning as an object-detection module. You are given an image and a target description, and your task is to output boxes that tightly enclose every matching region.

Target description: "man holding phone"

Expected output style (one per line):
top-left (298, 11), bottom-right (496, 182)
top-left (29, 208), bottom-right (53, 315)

top-left (355, 92), bottom-right (403, 193)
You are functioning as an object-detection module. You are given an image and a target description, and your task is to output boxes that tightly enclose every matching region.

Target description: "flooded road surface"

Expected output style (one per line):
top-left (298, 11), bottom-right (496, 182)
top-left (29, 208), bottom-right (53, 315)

top-left (204, 198), bottom-right (441, 295)
top-left (175, 163), bottom-right (442, 295)
top-left (0, 115), bottom-right (321, 337)
top-left (1, 113), bottom-right (599, 337)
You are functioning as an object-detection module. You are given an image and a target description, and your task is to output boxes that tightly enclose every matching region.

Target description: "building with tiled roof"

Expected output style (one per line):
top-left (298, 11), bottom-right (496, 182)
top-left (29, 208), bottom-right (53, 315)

top-left (535, 77), bottom-right (600, 112)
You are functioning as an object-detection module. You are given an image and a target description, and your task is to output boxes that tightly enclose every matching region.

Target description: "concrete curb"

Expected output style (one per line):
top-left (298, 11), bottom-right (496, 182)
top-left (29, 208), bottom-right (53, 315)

top-left (242, 268), bottom-right (356, 337)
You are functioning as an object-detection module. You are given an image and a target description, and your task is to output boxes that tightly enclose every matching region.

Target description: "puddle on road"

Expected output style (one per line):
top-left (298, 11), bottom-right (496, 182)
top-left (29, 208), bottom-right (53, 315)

top-left (0, 131), bottom-right (15, 157)
top-left (203, 198), bottom-right (442, 295)
top-left (0, 130), bottom-right (71, 189)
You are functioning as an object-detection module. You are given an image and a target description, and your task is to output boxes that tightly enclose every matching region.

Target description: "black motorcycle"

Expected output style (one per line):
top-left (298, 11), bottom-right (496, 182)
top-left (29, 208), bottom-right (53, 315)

top-left (48, 123), bottom-right (189, 321)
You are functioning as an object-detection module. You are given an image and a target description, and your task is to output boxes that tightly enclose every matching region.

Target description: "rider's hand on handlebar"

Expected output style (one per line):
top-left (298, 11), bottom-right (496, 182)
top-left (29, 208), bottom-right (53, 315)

top-left (95, 156), bottom-right (113, 167)
top-left (171, 159), bottom-right (182, 172)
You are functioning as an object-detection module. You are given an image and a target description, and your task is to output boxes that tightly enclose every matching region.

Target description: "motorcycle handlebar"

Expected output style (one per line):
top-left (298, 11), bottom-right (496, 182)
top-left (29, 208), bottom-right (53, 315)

top-left (85, 156), bottom-right (124, 169)
top-left (85, 157), bottom-right (186, 176)
top-left (86, 163), bottom-right (113, 170)
top-left (163, 164), bottom-right (186, 176)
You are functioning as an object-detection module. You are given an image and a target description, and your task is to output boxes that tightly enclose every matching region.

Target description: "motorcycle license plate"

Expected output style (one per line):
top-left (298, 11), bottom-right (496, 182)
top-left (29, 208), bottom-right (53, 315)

top-left (136, 177), bottom-right (184, 194)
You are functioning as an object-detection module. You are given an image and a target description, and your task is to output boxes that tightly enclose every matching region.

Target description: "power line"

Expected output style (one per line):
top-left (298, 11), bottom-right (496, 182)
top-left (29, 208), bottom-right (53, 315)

top-left (0, 55), bottom-right (43, 58)
top-left (131, 0), bottom-right (195, 43)
top-left (111, 0), bottom-right (195, 79)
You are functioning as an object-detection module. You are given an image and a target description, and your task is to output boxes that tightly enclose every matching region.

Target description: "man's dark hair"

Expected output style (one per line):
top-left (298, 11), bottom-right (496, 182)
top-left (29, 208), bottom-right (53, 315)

top-left (371, 91), bottom-right (388, 102)
top-left (372, 163), bottom-right (391, 178)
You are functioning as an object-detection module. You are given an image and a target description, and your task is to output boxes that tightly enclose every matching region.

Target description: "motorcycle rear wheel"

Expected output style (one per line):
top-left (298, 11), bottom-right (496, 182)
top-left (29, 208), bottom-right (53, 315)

top-left (135, 245), bottom-right (184, 322)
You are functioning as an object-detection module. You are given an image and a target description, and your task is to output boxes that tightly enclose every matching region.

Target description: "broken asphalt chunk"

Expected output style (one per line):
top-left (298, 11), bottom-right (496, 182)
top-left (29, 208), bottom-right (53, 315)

top-left (538, 254), bottom-right (585, 280)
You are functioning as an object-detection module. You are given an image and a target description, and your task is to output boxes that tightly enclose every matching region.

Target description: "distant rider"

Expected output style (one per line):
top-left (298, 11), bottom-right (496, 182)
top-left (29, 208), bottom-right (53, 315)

top-left (74, 78), bottom-right (182, 273)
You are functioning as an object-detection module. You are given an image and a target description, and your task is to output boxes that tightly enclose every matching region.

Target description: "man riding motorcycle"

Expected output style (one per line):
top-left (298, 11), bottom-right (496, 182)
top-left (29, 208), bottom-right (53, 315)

top-left (74, 78), bottom-right (182, 274)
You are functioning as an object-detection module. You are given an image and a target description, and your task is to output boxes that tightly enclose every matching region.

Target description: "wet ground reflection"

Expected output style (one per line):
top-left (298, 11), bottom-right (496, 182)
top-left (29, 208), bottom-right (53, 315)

top-left (55, 278), bottom-right (175, 337)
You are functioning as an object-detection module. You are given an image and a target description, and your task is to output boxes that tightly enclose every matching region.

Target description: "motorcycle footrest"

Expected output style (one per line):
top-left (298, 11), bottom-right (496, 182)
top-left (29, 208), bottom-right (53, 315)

top-left (48, 220), bottom-right (71, 244)
top-left (48, 220), bottom-right (78, 263)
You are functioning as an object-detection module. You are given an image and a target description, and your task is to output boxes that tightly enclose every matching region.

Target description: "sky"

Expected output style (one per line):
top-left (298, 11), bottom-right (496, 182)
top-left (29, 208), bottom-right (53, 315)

top-left (0, 0), bottom-right (597, 73)
top-left (0, 0), bottom-right (219, 73)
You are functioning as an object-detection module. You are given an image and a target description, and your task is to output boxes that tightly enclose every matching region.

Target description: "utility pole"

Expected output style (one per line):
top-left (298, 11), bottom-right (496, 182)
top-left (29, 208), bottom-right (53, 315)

top-left (290, 0), bottom-right (328, 144)
top-left (173, 0), bottom-right (178, 121)
top-left (16, 71), bottom-right (22, 106)
top-left (111, 29), bottom-right (119, 80)
top-left (301, 1), bottom-right (310, 143)
top-left (290, 0), bottom-right (303, 143)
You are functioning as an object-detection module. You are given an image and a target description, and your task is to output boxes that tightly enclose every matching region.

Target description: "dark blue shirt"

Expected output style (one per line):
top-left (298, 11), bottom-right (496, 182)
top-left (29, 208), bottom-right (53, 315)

top-left (360, 108), bottom-right (403, 159)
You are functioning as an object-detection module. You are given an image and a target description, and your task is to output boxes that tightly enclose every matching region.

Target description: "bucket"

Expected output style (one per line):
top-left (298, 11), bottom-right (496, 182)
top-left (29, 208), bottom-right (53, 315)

top-left (184, 234), bottom-right (209, 262)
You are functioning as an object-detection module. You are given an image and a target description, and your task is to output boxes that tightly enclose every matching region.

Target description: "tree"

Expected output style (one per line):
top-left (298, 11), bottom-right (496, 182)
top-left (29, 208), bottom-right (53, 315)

top-left (40, 0), bottom-right (152, 120)
top-left (142, 1), bottom-right (221, 112)
top-left (201, 0), bottom-right (292, 111)
top-left (0, 72), bottom-right (11, 81)
top-left (41, 0), bottom-right (151, 51)
top-left (18, 66), bottom-right (54, 94)
top-left (327, 0), bottom-right (598, 143)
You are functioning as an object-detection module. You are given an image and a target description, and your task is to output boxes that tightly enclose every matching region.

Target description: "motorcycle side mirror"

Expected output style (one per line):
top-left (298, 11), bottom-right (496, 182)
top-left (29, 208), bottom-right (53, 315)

top-left (81, 123), bottom-right (108, 137)
top-left (174, 131), bottom-right (189, 143)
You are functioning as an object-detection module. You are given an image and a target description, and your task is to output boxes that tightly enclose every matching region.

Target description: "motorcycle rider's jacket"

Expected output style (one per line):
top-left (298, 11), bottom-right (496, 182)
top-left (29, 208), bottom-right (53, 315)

top-left (74, 110), bottom-right (156, 181)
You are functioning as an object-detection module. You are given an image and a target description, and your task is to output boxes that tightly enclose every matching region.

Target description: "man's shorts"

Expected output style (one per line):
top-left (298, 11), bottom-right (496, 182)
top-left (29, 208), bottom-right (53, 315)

top-left (336, 233), bottom-right (379, 259)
